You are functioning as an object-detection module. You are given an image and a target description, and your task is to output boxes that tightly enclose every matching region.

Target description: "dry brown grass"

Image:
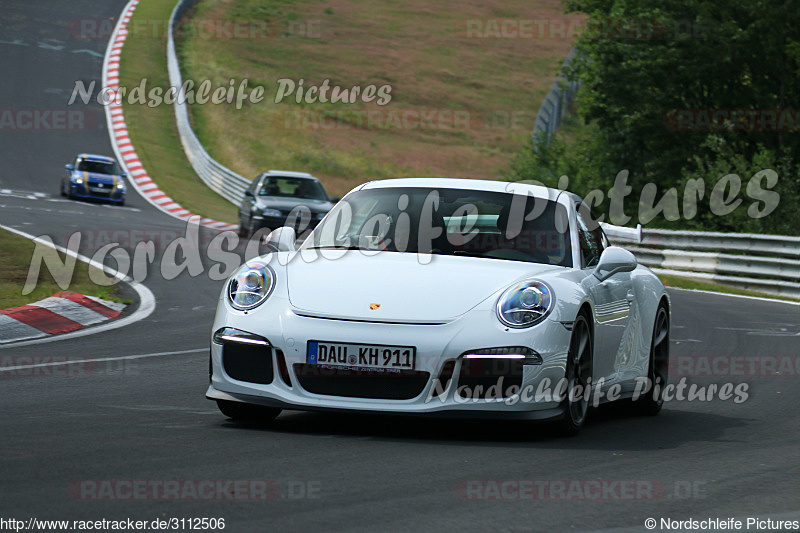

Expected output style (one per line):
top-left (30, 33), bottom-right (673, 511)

top-left (179, 0), bottom-right (579, 196)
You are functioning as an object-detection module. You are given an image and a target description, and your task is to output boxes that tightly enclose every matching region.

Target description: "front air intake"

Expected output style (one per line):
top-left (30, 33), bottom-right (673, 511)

top-left (293, 364), bottom-right (430, 400)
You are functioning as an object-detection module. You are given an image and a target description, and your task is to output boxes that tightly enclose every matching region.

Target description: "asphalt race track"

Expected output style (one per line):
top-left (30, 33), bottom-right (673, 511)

top-left (1, 1), bottom-right (799, 531)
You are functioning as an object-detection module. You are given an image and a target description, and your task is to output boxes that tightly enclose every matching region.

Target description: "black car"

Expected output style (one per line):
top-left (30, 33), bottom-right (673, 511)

top-left (238, 171), bottom-right (338, 238)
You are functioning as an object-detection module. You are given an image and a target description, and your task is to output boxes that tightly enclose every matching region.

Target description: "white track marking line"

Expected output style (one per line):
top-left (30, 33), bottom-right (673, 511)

top-left (0, 348), bottom-right (206, 373)
top-left (666, 286), bottom-right (800, 307)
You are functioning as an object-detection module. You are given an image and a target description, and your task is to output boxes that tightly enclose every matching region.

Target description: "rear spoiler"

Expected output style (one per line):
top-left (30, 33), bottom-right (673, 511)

top-left (600, 222), bottom-right (642, 244)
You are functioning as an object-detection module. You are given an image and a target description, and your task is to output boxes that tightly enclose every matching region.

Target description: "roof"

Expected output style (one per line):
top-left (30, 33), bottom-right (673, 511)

top-left (78, 153), bottom-right (116, 162)
top-left (358, 177), bottom-right (579, 202)
top-left (263, 170), bottom-right (317, 179)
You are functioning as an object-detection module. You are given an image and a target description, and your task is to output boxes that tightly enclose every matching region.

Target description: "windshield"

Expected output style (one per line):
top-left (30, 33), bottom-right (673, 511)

top-left (76, 159), bottom-right (119, 175)
top-left (258, 177), bottom-right (328, 201)
top-left (307, 187), bottom-right (572, 267)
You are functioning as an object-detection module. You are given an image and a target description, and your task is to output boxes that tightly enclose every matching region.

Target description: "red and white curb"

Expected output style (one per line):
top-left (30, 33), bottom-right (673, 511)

top-left (0, 291), bottom-right (126, 344)
top-left (102, 0), bottom-right (237, 232)
top-left (0, 223), bottom-right (155, 349)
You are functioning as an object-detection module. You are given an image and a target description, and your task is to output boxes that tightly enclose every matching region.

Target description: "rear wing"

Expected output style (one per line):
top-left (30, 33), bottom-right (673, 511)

top-left (600, 222), bottom-right (642, 244)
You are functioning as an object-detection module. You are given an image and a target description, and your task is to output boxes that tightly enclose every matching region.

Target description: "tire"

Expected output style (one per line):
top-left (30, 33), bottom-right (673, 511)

top-left (216, 399), bottom-right (281, 423)
top-left (237, 215), bottom-right (250, 238)
top-left (557, 313), bottom-right (593, 436)
top-left (60, 181), bottom-right (66, 197)
top-left (633, 303), bottom-right (669, 415)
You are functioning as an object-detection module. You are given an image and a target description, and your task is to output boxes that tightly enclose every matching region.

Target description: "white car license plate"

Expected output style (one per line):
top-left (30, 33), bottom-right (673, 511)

top-left (307, 341), bottom-right (416, 371)
top-left (90, 187), bottom-right (109, 193)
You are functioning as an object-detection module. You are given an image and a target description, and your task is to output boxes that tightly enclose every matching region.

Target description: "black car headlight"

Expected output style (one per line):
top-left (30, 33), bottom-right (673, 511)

top-left (227, 261), bottom-right (275, 310)
top-left (261, 208), bottom-right (282, 218)
top-left (496, 281), bottom-right (554, 328)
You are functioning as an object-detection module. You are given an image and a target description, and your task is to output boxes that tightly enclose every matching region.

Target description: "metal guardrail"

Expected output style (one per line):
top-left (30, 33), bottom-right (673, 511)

top-left (167, 0), bottom-right (250, 206)
top-left (532, 49), bottom-right (579, 147)
top-left (639, 229), bottom-right (800, 258)
top-left (608, 229), bottom-right (800, 299)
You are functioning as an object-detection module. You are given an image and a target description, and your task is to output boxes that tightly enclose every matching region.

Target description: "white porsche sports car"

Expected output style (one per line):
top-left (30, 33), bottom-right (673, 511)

top-left (207, 178), bottom-right (670, 434)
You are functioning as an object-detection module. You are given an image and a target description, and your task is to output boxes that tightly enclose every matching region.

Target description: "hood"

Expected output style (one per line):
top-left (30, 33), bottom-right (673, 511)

top-left (286, 251), bottom-right (563, 323)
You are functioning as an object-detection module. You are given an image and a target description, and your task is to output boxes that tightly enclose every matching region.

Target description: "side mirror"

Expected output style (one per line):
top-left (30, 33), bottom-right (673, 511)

top-left (120, 171), bottom-right (127, 178)
top-left (65, 164), bottom-right (74, 171)
top-left (244, 190), bottom-right (254, 197)
top-left (330, 196), bottom-right (340, 203)
top-left (593, 246), bottom-right (637, 282)
top-left (264, 227), bottom-right (297, 252)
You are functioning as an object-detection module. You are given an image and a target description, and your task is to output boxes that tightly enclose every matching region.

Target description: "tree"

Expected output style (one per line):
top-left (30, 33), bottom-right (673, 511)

top-left (510, 0), bottom-right (800, 234)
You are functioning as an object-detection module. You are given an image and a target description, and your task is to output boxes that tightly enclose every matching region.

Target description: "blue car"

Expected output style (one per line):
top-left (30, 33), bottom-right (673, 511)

top-left (61, 154), bottom-right (127, 205)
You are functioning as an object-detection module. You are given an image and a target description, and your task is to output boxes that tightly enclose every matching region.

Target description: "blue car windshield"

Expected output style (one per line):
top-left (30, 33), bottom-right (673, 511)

top-left (77, 160), bottom-right (118, 175)
top-left (308, 187), bottom-right (573, 267)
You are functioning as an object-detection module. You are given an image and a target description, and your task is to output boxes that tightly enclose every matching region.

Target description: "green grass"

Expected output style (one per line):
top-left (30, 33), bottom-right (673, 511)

top-left (659, 273), bottom-right (800, 304)
top-left (0, 229), bottom-right (129, 309)
top-left (119, 0), bottom-right (238, 223)
top-left (175, 0), bottom-right (578, 197)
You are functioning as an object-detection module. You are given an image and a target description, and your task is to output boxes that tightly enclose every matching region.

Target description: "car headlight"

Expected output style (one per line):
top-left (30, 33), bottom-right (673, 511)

top-left (73, 176), bottom-right (84, 184)
top-left (261, 208), bottom-right (282, 218)
top-left (116, 181), bottom-right (125, 189)
top-left (227, 261), bottom-right (275, 310)
top-left (496, 281), bottom-right (554, 328)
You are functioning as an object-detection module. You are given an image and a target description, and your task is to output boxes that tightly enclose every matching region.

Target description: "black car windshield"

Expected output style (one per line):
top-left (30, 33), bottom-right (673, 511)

top-left (77, 159), bottom-right (119, 175)
top-left (259, 177), bottom-right (328, 201)
top-left (308, 187), bottom-right (572, 267)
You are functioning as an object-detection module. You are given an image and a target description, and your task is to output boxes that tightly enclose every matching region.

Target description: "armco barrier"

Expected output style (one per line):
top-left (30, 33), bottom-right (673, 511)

top-left (167, 0), bottom-right (251, 206)
top-left (532, 49), bottom-right (579, 147)
top-left (608, 228), bottom-right (800, 299)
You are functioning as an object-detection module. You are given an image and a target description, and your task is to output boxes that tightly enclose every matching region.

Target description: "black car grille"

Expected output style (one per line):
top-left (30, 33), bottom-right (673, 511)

top-left (293, 364), bottom-right (430, 400)
top-left (88, 182), bottom-right (114, 197)
top-left (456, 358), bottom-right (524, 399)
top-left (222, 344), bottom-right (274, 384)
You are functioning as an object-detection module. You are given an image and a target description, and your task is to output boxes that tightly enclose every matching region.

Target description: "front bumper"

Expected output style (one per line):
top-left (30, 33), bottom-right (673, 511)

top-left (207, 296), bottom-right (572, 418)
top-left (70, 183), bottom-right (125, 203)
